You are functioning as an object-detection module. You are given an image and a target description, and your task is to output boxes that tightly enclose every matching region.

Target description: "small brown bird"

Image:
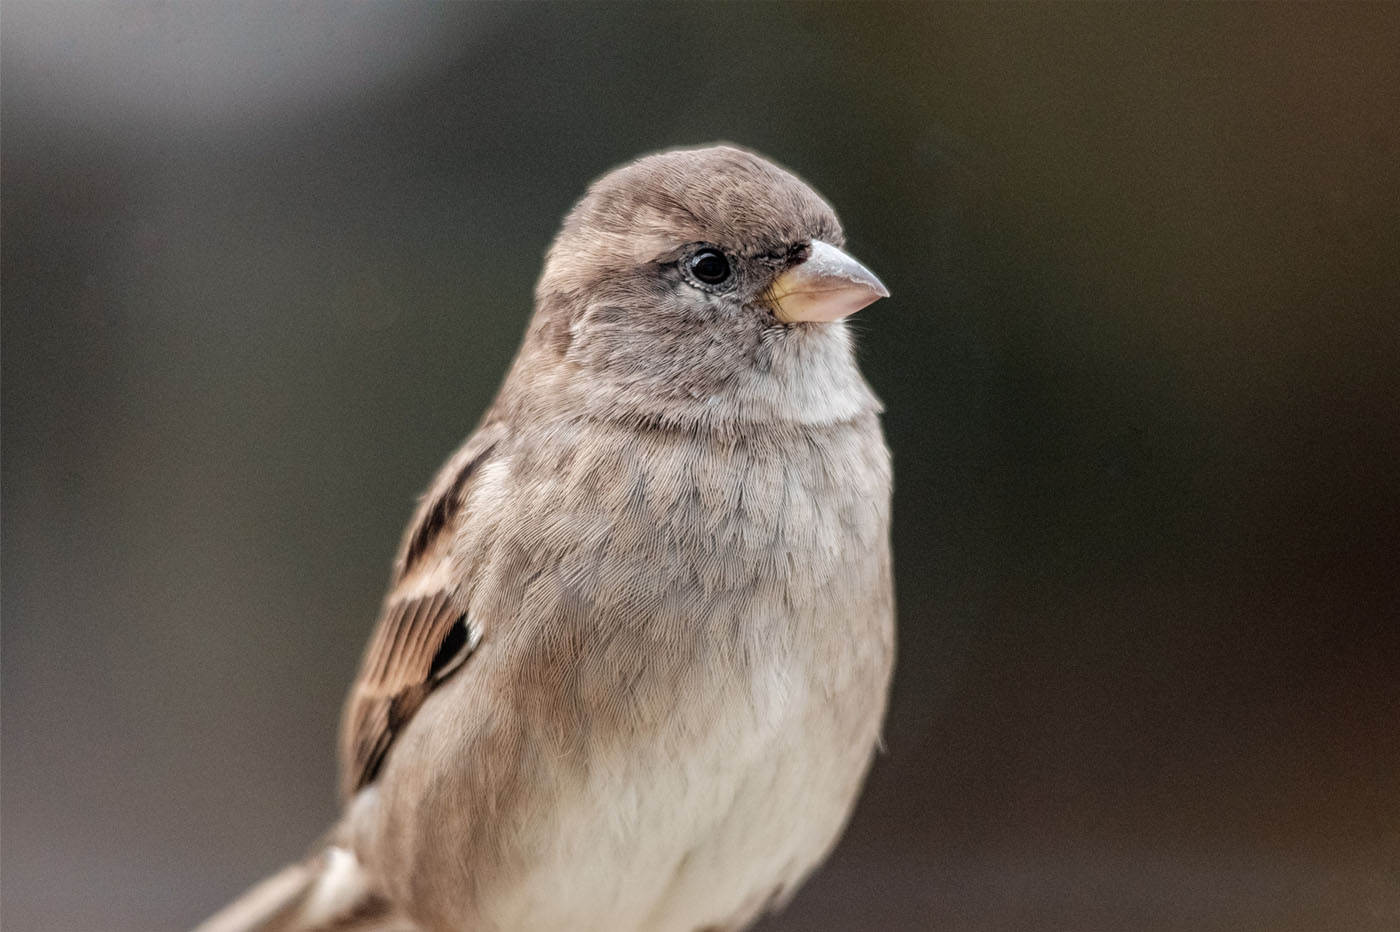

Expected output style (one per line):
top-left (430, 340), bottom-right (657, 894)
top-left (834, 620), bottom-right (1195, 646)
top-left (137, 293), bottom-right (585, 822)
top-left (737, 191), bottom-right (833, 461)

top-left (197, 145), bottom-right (893, 932)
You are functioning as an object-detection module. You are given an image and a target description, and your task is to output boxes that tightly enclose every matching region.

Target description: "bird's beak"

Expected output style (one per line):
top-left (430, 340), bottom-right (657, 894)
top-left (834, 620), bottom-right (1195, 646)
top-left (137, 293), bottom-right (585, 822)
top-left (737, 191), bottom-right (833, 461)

top-left (767, 240), bottom-right (890, 324)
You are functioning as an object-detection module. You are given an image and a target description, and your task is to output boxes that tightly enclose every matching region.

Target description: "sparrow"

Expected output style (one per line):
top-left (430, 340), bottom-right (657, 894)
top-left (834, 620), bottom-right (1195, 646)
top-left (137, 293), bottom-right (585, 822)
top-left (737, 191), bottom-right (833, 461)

top-left (196, 144), bottom-right (893, 932)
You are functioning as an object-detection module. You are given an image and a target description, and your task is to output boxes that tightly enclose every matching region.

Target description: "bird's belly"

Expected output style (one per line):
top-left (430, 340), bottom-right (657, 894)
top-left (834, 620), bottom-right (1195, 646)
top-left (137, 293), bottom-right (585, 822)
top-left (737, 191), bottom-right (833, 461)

top-left (490, 633), bottom-right (887, 932)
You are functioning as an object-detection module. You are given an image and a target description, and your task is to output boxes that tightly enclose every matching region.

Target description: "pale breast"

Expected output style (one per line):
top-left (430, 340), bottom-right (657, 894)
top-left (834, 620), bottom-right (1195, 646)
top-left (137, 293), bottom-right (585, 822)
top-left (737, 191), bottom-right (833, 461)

top-left (362, 416), bottom-right (893, 932)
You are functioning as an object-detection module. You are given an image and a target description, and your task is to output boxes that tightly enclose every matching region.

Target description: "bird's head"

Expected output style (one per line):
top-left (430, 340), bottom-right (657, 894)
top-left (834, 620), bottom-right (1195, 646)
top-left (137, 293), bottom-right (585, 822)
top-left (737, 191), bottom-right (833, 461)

top-left (514, 145), bottom-right (889, 428)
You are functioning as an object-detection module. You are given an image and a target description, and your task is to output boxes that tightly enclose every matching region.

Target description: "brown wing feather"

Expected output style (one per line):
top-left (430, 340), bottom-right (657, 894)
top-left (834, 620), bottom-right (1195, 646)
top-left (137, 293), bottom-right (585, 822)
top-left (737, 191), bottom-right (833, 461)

top-left (338, 423), bottom-right (504, 800)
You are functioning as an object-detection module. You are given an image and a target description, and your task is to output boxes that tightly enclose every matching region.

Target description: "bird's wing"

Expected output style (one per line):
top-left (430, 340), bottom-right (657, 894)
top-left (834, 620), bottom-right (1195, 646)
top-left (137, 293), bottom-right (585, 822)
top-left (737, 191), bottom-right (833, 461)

top-left (338, 421), bottom-right (505, 800)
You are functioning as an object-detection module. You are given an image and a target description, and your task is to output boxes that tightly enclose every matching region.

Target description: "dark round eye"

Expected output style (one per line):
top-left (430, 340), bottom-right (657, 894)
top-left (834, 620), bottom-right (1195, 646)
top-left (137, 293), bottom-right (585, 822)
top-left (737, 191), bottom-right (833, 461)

top-left (686, 248), bottom-right (732, 286)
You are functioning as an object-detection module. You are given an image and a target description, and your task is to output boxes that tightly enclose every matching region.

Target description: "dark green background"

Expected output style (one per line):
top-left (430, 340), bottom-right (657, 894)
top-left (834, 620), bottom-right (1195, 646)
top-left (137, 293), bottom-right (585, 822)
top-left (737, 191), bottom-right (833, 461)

top-left (4, 3), bottom-right (1397, 930)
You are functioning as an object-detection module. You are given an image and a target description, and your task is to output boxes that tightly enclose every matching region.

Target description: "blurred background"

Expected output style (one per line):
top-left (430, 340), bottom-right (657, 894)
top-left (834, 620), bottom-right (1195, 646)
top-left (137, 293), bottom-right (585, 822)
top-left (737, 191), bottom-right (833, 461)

top-left (3, 3), bottom-right (1398, 930)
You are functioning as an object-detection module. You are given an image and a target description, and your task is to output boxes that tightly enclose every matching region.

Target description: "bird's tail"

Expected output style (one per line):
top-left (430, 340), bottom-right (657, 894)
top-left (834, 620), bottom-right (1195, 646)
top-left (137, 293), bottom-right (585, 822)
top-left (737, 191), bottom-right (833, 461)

top-left (193, 847), bottom-right (418, 932)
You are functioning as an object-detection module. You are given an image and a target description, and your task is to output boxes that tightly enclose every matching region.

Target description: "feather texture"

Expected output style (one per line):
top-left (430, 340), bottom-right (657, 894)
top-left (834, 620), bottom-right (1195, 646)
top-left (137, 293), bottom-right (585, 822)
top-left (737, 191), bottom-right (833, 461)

top-left (198, 145), bottom-right (894, 932)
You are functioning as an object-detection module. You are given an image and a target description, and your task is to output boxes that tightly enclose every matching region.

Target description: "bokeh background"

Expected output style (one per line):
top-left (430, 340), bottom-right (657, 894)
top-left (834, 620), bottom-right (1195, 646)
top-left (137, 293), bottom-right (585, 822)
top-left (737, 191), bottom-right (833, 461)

top-left (4, 3), bottom-right (1398, 930)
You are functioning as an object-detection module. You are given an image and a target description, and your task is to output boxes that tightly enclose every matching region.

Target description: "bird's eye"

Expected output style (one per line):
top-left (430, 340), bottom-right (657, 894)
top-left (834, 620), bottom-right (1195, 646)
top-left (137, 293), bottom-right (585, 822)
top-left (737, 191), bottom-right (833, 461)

top-left (686, 248), bottom-right (732, 287)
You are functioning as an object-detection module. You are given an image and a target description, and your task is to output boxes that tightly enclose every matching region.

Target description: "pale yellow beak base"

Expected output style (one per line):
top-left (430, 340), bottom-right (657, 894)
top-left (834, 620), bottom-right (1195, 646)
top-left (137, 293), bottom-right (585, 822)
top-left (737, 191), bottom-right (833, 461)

top-left (768, 240), bottom-right (890, 323)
